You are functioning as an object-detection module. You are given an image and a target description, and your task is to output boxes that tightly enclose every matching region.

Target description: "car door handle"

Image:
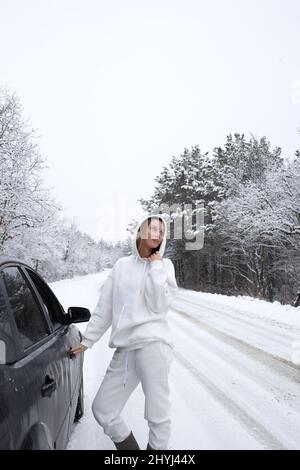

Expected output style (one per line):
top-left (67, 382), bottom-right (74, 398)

top-left (41, 376), bottom-right (57, 398)
top-left (69, 348), bottom-right (76, 360)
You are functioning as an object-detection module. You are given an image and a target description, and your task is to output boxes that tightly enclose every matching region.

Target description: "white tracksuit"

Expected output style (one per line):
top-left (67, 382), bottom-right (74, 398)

top-left (81, 214), bottom-right (179, 450)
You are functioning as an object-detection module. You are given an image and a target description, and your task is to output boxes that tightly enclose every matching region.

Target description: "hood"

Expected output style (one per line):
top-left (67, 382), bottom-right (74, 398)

top-left (131, 214), bottom-right (167, 260)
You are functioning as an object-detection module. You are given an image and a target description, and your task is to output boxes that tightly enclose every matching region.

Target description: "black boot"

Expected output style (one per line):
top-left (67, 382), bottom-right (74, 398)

top-left (114, 431), bottom-right (140, 450)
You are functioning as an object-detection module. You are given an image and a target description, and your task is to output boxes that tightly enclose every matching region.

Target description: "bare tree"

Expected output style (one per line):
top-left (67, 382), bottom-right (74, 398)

top-left (0, 87), bottom-right (60, 248)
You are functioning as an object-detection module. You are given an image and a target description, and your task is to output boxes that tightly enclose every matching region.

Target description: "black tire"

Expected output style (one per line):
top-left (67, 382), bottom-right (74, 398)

top-left (74, 377), bottom-right (84, 422)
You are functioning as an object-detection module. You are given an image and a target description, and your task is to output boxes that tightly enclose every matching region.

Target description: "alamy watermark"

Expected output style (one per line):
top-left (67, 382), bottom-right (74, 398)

top-left (95, 198), bottom-right (205, 251)
top-left (146, 202), bottom-right (205, 251)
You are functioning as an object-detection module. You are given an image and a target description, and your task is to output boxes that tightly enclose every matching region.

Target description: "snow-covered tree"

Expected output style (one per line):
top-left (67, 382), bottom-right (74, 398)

top-left (214, 155), bottom-right (300, 301)
top-left (0, 87), bottom-right (60, 247)
top-left (138, 136), bottom-right (298, 302)
top-left (0, 87), bottom-right (126, 281)
top-left (211, 133), bottom-right (283, 199)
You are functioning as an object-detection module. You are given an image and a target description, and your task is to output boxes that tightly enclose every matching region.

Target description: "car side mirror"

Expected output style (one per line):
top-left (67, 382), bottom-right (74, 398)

top-left (67, 307), bottom-right (91, 323)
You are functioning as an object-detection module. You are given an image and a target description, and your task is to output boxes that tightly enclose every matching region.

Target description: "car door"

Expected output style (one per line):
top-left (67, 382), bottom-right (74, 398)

top-left (23, 267), bottom-right (83, 447)
top-left (0, 265), bottom-right (76, 449)
top-left (0, 274), bottom-right (20, 449)
top-left (0, 265), bottom-right (55, 449)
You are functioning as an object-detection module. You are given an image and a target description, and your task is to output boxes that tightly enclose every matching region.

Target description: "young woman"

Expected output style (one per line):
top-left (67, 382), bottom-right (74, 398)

top-left (71, 214), bottom-right (179, 450)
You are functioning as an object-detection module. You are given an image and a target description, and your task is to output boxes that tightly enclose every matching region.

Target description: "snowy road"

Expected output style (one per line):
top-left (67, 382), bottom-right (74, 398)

top-left (50, 272), bottom-right (300, 450)
top-left (170, 293), bottom-right (300, 450)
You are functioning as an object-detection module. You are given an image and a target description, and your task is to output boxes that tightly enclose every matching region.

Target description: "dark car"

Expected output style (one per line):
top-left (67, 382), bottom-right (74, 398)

top-left (0, 256), bottom-right (91, 450)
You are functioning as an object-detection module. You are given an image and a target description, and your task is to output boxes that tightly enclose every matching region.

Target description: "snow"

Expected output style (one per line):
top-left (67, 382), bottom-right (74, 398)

top-left (174, 290), bottom-right (300, 362)
top-left (50, 271), bottom-right (300, 450)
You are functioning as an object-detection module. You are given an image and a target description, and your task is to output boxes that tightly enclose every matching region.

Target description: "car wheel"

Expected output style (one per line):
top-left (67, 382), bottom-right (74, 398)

top-left (74, 377), bottom-right (84, 422)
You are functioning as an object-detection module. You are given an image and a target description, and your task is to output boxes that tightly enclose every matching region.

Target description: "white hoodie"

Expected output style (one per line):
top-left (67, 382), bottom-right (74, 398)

top-left (81, 214), bottom-right (179, 351)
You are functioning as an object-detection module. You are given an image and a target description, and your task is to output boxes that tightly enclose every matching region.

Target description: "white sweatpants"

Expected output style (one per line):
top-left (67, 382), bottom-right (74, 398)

top-left (92, 340), bottom-right (173, 450)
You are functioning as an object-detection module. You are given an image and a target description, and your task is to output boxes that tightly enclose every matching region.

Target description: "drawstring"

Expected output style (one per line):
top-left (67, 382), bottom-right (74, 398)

top-left (140, 259), bottom-right (148, 293)
top-left (134, 254), bottom-right (149, 293)
top-left (116, 304), bottom-right (126, 328)
top-left (142, 259), bottom-right (148, 274)
top-left (123, 351), bottom-right (129, 387)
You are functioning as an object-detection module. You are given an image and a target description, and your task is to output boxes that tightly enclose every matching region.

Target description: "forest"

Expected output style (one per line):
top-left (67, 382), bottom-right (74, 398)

top-left (1, 87), bottom-right (299, 304)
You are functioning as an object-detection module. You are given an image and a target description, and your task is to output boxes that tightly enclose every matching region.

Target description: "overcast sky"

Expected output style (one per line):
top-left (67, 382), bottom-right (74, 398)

top-left (1, 0), bottom-right (300, 241)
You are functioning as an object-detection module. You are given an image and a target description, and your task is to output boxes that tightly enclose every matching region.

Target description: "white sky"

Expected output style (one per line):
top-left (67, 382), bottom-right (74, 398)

top-left (1, 0), bottom-right (300, 241)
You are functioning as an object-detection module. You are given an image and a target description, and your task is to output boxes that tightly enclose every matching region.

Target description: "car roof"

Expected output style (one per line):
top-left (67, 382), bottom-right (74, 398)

top-left (0, 255), bottom-right (33, 270)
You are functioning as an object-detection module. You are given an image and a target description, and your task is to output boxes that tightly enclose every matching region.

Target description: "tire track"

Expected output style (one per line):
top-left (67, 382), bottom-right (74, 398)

top-left (173, 348), bottom-right (287, 450)
top-left (173, 295), bottom-right (299, 362)
top-left (171, 307), bottom-right (300, 381)
top-left (175, 292), bottom-right (300, 337)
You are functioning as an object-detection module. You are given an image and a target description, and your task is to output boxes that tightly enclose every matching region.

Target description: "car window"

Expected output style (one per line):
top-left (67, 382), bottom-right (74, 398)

top-left (25, 269), bottom-right (63, 329)
top-left (1, 267), bottom-right (49, 350)
top-left (0, 283), bottom-right (6, 318)
top-left (0, 282), bottom-right (11, 363)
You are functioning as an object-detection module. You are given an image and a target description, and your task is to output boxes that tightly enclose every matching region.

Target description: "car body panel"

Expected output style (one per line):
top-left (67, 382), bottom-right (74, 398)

top-left (0, 256), bottom-right (87, 450)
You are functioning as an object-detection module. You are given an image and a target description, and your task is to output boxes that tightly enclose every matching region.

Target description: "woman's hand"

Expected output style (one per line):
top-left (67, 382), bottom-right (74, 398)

top-left (70, 344), bottom-right (88, 355)
top-left (148, 251), bottom-right (162, 262)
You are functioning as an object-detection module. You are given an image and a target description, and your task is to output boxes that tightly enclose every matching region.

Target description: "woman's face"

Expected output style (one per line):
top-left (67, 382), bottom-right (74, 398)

top-left (144, 219), bottom-right (164, 250)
